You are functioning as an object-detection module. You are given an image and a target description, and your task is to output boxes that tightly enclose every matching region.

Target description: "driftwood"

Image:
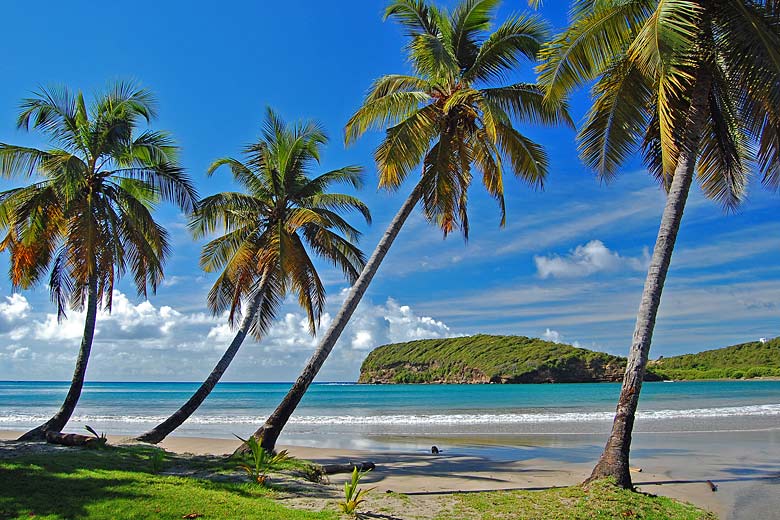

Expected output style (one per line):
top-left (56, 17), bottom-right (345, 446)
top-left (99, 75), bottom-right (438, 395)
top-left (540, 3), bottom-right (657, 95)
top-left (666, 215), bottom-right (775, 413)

top-left (320, 461), bottom-right (375, 475)
top-left (45, 430), bottom-right (107, 448)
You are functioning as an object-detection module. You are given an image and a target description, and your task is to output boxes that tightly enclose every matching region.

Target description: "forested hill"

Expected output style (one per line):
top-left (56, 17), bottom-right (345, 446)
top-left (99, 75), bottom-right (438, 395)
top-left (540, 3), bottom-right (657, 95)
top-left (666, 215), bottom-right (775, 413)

top-left (358, 335), bottom-right (780, 384)
top-left (358, 335), bottom-right (661, 384)
top-left (649, 337), bottom-right (780, 380)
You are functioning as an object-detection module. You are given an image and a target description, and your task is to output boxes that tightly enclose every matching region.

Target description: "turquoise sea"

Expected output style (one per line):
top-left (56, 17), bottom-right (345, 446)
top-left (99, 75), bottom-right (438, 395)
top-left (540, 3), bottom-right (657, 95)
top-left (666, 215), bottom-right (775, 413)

top-left (1, 380), bottom-right (779, 450)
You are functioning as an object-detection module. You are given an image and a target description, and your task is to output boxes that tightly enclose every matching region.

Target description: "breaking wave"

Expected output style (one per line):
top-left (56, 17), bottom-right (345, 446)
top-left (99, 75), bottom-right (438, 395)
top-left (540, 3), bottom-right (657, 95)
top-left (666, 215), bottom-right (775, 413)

top-left (2, 403), bottom-right (779, 426)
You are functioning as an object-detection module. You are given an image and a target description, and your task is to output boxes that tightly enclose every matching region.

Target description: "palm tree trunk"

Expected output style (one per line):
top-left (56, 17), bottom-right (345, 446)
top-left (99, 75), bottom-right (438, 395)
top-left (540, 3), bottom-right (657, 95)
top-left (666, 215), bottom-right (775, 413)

top-left (136, 284), bottom-right (268, 444)
top-left (18, 275), bottom-right (99, 441)
top-left (241, 182), bottom-right (423, 454)
top-left (587, 71), bottom-right (713, 488)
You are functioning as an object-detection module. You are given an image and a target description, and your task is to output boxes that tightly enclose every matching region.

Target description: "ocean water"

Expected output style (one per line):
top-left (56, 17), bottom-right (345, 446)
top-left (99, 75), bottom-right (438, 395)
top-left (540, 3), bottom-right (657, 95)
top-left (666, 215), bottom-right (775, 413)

top-left (1, 380), bottom-right (779, 449)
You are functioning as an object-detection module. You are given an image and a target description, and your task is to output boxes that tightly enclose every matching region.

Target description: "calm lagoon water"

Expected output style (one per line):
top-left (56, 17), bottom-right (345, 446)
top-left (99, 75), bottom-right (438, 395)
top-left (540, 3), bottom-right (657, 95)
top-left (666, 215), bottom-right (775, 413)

top-left (1, 380), bottom-right (779, 449)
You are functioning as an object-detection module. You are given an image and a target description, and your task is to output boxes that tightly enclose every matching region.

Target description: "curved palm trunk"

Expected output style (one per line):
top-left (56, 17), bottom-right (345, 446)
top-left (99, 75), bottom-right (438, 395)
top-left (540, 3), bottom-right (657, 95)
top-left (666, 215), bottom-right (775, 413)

top-left (241, 183), bottom-right (423, 454)
top-left (136, 286), bottom-right (267, 444)
top-left (19, 275), bottom-right (99, 441)
top-left (587, 71), bottom-right (712, 488)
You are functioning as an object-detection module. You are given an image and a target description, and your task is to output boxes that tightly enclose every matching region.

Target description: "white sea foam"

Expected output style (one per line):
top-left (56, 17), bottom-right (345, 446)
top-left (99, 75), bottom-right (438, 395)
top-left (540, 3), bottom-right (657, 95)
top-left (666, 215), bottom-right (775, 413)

top-left (1, 403), bottom-right (779, 426)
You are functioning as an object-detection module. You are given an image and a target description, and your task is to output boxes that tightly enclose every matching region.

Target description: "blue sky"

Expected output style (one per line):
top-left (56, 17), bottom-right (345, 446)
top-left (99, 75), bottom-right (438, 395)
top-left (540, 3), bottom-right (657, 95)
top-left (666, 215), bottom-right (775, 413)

top-left (0, 0), bottom-right (777, 382)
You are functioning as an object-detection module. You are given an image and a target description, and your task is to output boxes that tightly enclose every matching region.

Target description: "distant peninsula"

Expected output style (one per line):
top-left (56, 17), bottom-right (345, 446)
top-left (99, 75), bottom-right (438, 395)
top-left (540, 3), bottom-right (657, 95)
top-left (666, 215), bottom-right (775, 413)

top-left (358, 335), bottom-right (780, 384)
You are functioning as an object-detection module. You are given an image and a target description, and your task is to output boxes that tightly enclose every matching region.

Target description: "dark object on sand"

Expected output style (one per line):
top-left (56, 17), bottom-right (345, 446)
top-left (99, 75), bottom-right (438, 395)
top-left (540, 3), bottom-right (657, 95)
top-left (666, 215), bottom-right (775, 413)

top-left (45, 430), bottom-right (107, 448)
top-left (431, 446), bottom-right (440, 454)
top-left (321, 461), bottom-right (375, 475)
top-left (706, 480), bottom-right (718, 492)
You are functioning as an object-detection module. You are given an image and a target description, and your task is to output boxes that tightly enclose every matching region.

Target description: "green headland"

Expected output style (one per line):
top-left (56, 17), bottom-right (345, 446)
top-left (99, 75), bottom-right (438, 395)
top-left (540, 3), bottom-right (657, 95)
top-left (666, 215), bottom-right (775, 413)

top-left (358, 335), bottom-right (780, 384)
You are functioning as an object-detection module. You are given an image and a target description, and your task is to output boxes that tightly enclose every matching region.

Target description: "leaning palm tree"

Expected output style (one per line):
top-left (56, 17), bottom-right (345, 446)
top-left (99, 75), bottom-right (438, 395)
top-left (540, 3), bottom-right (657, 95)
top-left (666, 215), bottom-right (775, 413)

top-left (135, 109), bottom-right (371, 443)
top-left (244, 0), bottom-right (572, 453)
top-left (0, 83), bottom-right (197, 441)
top-left (537, 0), bottom-right (780, 488)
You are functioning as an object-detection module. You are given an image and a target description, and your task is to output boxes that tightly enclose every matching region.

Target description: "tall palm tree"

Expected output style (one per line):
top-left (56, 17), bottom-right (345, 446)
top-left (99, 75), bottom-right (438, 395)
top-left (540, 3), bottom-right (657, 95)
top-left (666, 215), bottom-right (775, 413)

top-left (0, 83), bottom-right (197, 441)
top-left (537, 0), bottom-right (780, 488)
top-left (244, 0), bottom-right (572, 453)
top-left (136, 109), bottom-right (371, 443)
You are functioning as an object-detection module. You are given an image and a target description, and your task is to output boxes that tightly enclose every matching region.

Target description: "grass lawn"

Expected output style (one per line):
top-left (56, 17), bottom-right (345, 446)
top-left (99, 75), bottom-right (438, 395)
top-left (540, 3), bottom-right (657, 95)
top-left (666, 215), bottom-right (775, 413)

top-left (437, 480), bottom-right (715, 520)
top-left (0, 444), bottom-right (337, 520)
top-left (0, 443), bottom-right (715, 520)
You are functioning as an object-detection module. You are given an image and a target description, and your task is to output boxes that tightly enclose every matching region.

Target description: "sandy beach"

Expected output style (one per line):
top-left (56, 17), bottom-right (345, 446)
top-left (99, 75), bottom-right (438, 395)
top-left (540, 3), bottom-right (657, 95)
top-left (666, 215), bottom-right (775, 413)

top-left (2, 427), bottom-right (778, 519)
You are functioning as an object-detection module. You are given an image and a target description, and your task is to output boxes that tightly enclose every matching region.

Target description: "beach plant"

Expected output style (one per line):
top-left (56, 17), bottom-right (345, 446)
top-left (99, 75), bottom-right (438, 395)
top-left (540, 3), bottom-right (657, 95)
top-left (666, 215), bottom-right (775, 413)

top-left (234, 435), bottom-right (291, 485)
top-left (135, 108), bottom-right (371, 444)
top-left (338, 467), bottom-right (375, 517)
top-left (536, 0), bottom-right (780, 488)
top-left (83, 425), bottom-right (107, 448)
top-left (244, 0), bottom-right (572, 454)
top-left (148, 448), bottom-right (166, 473)
top-left (0, 82), bottom-right (197, 441)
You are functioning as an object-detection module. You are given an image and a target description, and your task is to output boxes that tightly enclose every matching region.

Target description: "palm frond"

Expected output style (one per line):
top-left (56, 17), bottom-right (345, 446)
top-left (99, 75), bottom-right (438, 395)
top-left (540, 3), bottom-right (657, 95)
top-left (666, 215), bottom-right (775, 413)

top-left (0, 145), bottom-right (52, 178)
top-left (375, 104), bottom-right (441, 189)
top-left (450, 0), bottom-right (500, 70)
top-left (481, 83), bottom-right (574, 128)
top-left (579, 56), bottom-right (653, 180)
top-left (537, 0), bottom-right (652, 101)
top-left (696, 66), bottom-right (749, 210)
top-left (495, 122), bottom-right (548, 188)
top-left (384, 0), bottom-right (442, 36)
top-left (345, 91), bottom-right (431, 145)
top-left (465, 13), bottom-right (548, 84)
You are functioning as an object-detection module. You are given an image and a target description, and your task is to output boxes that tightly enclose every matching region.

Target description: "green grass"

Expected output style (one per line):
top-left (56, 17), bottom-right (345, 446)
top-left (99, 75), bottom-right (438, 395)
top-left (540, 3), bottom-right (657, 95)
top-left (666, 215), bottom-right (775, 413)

top-left (436, 479), bottom-right (715, 520)
top-left (0, 445), bottom-right (336, 520)
top-left (651, 337), bottom-right (780, 380)
top-left (359, 334), bottom-right (645, 383)
top-left (0, 447), bottom-right (716, 520)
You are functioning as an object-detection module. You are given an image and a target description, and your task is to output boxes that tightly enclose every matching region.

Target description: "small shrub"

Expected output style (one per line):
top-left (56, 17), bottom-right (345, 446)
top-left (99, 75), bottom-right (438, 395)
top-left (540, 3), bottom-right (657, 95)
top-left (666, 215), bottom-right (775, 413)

top-left (149, 449), bottom-right (166, 474)
top-left (338, 466), bottom-right (375, 516)
top-left (296, 463), bottom-right (327, 483)
top-left (83, 425), bottom-right (107, 449)
top-left (233, 435), bottom-right (292, 485)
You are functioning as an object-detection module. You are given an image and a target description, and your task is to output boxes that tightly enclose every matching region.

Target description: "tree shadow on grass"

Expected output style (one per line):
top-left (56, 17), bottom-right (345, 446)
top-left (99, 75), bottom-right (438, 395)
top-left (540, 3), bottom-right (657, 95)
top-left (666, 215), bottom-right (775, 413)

top-left (0, 442), bottom-right (282, 519)
top-left (0, 462), bottom-right (147, 519)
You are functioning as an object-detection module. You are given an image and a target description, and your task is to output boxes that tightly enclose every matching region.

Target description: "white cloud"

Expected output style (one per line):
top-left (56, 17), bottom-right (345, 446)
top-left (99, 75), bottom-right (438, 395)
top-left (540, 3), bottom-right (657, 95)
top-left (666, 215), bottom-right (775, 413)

top-left (0, 289), bottom-right (458, 381)
top-left (542, 328), bottom-right (563, 343)
top-left (535, 240), bottom-right (649, 279)
top-left (352, 330), bottom-right (374, 350)
top-left (0, 293), bottom-right (30, 322)
top-left (541, 328), bottom-right (582, 348)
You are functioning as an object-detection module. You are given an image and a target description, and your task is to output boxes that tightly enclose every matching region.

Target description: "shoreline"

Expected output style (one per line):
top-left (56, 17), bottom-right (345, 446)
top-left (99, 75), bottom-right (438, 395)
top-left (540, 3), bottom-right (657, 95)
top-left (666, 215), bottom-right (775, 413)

top-left (3, 428), bottom-right (779, 519)
top-left (2, 377), bottom-right (779, 383)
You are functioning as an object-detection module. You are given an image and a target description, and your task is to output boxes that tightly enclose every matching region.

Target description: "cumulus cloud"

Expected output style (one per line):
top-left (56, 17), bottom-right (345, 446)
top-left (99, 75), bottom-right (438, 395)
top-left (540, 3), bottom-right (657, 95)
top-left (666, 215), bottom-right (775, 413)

top-left (0, 289), bottom-right (458, 381)
top-left (0, 294), bottom-right (30, 320)
top-left (542, 328), bottom-right (563, 343)
top-left (0, 294), bottom-right (32, 340)
top-left (541, 328), bottom-right (582, 349)
top-left (534, 240), bottom-right (649, 279)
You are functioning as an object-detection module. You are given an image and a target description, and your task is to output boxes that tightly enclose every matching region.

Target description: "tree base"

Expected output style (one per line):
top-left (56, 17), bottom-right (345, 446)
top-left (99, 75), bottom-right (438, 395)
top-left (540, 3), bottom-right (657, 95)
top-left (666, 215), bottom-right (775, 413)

top-left (18, 425), bottom-right (49, 442)
top-left (585, 457), bottom-right (633, 489)
top-left (134, 431), bottom-right (163, 444)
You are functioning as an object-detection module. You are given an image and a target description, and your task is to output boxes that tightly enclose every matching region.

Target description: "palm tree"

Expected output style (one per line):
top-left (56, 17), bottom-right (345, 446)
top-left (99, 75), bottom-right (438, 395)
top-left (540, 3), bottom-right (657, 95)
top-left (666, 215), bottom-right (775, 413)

top-left (0, 83), bottom-right (197, 441)
top-left (135, 109), bottom-right (371, 443)
top-left (244, 0), bottom-right (572, 453)
top-left (537, 0), bottom-right (780, 488)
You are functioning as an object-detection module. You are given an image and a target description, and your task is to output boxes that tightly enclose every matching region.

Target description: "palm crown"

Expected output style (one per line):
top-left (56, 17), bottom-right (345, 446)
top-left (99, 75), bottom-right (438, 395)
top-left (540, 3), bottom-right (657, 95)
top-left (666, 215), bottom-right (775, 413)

top-left (0, 82), bottom-right (198, 317)
top-left (538, 0), bottom-right (780, 209)
top-left (346, 0), bottom-right (572, 238)
top-left (193, 108), bottom-right (372, 337)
